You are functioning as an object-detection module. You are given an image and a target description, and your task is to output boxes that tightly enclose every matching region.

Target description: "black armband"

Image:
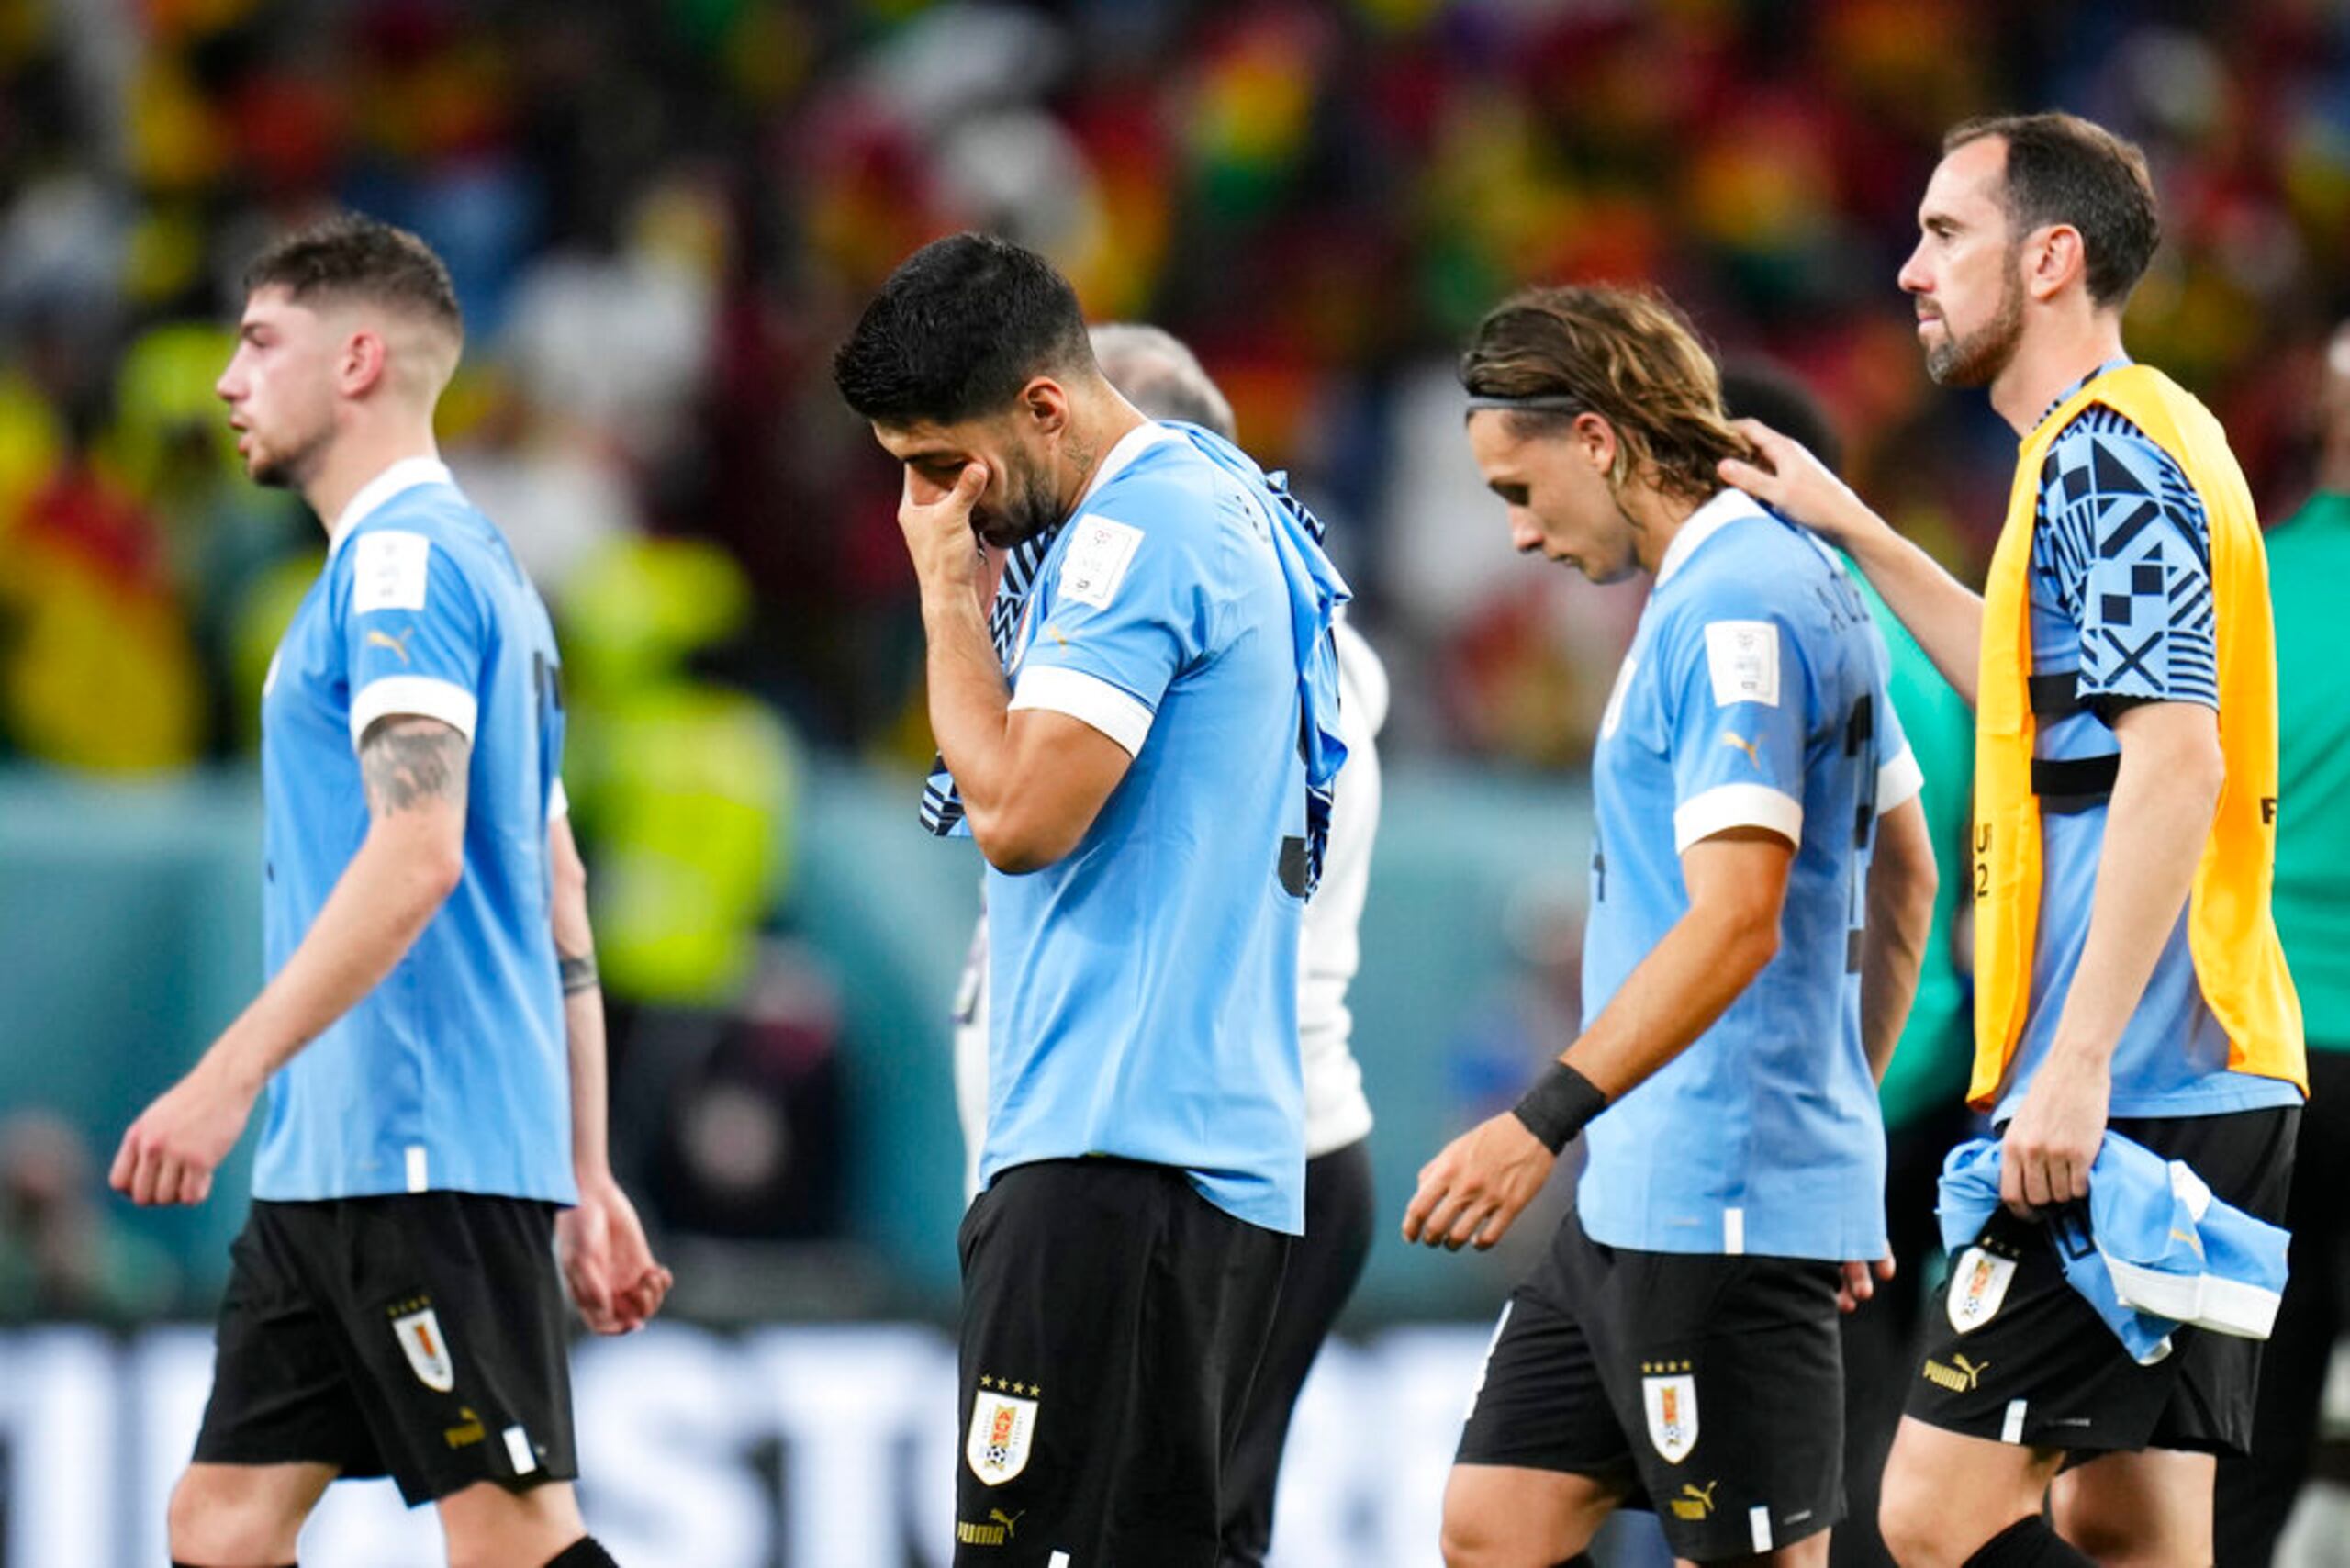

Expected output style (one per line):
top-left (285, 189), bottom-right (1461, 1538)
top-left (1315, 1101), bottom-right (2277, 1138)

top-left (1510, 1062), bottom-right (1607, 1154)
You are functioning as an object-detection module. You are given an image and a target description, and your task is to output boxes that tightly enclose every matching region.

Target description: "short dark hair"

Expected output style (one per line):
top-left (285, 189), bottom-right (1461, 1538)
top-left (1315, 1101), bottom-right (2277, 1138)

top-left (242, 214), bottom-right (462, 337)
top-left (833, 232), bottom-right (1093, 427)
top-left (1719, 360), bottom-right (1844, 476)
top-left (1944, 112), bottom-right (2160, 310)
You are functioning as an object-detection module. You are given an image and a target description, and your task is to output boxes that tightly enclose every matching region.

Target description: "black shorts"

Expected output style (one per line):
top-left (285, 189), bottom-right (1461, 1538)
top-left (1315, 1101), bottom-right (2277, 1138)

top-left (955, 1157), bottom-right (1288, 1566)
top-left (1457, 1210), bottom-right (1845, 1562)
top-left (193, 1193), bottom-right (576, 1506)
top-left (1906, 1106), bottom-right (2298, 1459)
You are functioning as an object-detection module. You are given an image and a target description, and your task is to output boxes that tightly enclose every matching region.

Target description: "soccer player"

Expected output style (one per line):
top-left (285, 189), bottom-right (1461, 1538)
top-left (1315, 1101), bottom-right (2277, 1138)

top-left (1722, 113), bottom-right (2306, 1568)
top-left (833, 234), bottom-right (1348, 1565)
top-left (946, 321), bottom-right (1383, 1568)
top-left (1406, 284), bottom-right (1938, 1568)
top-left (2211, 319), bottom-right (2350, 1568)
top-left (110, 216), bottom-right (668, 1568)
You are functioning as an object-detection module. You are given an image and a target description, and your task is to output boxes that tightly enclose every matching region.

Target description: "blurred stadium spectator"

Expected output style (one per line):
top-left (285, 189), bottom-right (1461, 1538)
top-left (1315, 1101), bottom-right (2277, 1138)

top-left (0, 0), bottom-right (2339, 774)
top-left (0, 1112), bottom-right (178, 1323)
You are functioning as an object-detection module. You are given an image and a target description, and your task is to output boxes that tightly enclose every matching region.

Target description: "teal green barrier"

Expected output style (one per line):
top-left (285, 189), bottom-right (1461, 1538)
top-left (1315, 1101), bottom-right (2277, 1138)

top-left (0, 769), bottom-right (263, 1294)
top-left (0, 761), bottom-right (1592, 1320)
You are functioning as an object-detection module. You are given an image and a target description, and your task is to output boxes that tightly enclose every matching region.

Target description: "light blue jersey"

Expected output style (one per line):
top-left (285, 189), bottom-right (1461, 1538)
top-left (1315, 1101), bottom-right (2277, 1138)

top-left (1578, 491), bottom-right (1919, 1261)
top-left (981, 423), bottom-right (1322, 1235)
top-left (254, 457), bottom-right (575, 1204)
top-left (1998, 370), bottom-right (2303, 1123)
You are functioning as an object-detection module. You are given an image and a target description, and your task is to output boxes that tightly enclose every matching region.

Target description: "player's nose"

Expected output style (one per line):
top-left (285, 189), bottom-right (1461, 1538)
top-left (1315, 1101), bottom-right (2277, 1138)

top-left (1897, 246), bottom-right (1933, 297)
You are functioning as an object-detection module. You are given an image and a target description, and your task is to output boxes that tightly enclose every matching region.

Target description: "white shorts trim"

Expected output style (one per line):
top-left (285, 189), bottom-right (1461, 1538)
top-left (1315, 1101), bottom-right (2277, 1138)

top-left (1673, 782), bottom-right (1803, 852)
top-left (1010, 666), bottom-right (1154, 756)
top-left (350, 676), bottom-right (478, 748)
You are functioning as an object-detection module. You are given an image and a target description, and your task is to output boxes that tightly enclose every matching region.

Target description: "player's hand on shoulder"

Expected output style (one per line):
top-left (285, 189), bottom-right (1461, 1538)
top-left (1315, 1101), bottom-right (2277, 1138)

top-left (1998, 1049), bottom-right (2110, 1219)
top-left (1402, 1112), bottom-right (1554, 1253)
top-left (557, 1171), bottom-right (675, 1334)
top-left (1717, 418), bottom-right (1879, 549)
top-left (109, 1056), bottom-right (262, 1207)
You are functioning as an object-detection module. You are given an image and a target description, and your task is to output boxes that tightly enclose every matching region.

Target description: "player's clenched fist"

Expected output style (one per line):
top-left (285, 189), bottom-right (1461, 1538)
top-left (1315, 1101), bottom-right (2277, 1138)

top-left (1998, 1047), bottom-right (2109, 1217)
top-left (111, 1059), bottom-right (261, 1207)
top-left (1403, 1112), bottom-right (1555, 1252)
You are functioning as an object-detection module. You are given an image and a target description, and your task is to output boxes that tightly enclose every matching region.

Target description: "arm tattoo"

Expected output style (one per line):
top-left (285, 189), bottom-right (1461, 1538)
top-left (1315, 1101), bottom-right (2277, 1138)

top-left (359, 717), bottom-right (472, 816)
top-left (558, 949), bottom-right (600, 995)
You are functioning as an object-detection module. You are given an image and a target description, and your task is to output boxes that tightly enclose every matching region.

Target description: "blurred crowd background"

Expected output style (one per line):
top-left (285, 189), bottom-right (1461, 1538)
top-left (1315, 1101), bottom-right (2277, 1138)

top-left (2, 0), bottom-right (2348, 1329)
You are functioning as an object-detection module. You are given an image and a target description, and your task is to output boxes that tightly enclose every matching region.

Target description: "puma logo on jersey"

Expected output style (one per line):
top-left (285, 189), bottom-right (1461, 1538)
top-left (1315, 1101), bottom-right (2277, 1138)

top-left (1720, 732), bottom-right (1762, 768)
top-left (365, 628), bottom-right (413, 664)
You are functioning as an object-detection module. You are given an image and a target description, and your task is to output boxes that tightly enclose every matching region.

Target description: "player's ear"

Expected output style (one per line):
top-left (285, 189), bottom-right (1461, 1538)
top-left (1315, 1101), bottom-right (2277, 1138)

top-left (340, 327), bottom-right (390, 398)
top-left (1019, 375), bottom-right (1071, 437)
top-left (1574, 410), bottom-right (1618, 476)
top-left (2025, 222), bottom-right (2085, 304)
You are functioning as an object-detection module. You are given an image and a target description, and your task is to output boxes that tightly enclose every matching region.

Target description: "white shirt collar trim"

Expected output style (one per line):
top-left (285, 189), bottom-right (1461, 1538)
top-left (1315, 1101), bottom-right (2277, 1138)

top-left (1653, 487), bottom-right (1769, 589)
top-left (1074, 420), bottom-right (1178, 513)
top-left (327, 455), bottom-right (456, 556)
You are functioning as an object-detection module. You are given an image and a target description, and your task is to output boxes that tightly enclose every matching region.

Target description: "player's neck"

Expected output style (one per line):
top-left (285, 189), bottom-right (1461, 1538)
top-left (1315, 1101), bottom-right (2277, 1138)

top-left (1058, 391), bottom-right (1148, 521)
top-left (1987, 312), bottom-right (2128, 437)
top-left (304, 422), bottom-right (443, 541)
top-left (1628, 486), bottom-right (1704, 577)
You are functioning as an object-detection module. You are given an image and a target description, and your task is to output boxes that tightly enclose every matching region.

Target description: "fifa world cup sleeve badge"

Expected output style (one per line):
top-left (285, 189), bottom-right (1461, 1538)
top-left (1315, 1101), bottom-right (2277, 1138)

top-left (966, 1383), bottom-right (1040, 1485)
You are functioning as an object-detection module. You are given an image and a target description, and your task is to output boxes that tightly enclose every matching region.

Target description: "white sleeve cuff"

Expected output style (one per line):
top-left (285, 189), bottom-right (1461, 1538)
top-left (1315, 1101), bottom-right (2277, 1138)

top-left (349, 675), bottom-right (478, 749)
top-left (1009, 666), bottom-right (1154, 756)
top-left (548, 777), bottom-right (570, 820)
top-left (1674, 782), bottom-right (1804, 852)
top-left (1876, 745), bottom-right (1926, 814)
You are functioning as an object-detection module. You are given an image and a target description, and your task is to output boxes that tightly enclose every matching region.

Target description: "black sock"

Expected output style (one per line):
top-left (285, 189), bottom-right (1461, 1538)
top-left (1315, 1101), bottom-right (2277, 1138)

top-left (1963, 1516), bottom-right (2098, 1568)
top-left (544, 1538), bottom-right (621, 1568)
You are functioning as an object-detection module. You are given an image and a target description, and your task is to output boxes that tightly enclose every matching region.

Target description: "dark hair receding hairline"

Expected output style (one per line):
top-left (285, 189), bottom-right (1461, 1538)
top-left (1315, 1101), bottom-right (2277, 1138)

top-left (1940, 111), bottom-right (2160, 309)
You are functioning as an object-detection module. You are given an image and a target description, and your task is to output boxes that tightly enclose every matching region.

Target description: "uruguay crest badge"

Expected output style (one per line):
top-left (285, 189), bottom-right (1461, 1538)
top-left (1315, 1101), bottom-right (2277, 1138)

top-left (1948, 1245), bottom-right (2017, 1334)
top-left (1642, 1372), bottom-right (1699, 1463)
top-left (391, 1305), bottom-right (455, 1394)
top-left (966, 1387), bottom-right (1039, 1486)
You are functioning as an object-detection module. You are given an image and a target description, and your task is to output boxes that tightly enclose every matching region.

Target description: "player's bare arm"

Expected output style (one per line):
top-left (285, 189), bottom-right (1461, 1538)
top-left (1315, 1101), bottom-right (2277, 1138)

top-left (111, 714), bottom-right (470, 1206)
top-left (2000, 698), bottom-right (2223, 1216)
top-left (1863, 794), bottom-right (1939, 1085)
top-left (899, 459), bottom-right (1133, 872)
top-left (1404, 826), bottom-right (1793, 1252)
top-left (1721, 419), bottom-right (1986, 703)
top-left (547, 812), bottom-right (673, 1334)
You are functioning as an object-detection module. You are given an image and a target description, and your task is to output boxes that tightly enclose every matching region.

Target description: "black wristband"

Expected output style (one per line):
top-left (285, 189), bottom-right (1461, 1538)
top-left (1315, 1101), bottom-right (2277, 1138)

top-left (1510, 1062), bottom-right (1608, 1154)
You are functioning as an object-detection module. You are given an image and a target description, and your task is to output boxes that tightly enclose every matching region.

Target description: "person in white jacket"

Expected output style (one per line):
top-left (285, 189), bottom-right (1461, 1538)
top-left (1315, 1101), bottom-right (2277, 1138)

top-left (948, 321), bottom-right (1382, 1568)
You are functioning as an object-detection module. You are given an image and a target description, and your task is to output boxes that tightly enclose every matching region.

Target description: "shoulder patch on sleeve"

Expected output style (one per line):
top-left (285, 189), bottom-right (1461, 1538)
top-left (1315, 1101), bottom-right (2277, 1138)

top-left (352, 529), bottom-right (432, 614)
top-left (1703, 619), bottom-right (1781, 707)
top-left (1058, 517), bottom-right (1145, 609)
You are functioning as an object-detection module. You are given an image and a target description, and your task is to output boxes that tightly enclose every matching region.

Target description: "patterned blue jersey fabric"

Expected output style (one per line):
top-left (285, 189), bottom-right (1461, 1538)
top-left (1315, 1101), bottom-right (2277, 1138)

top-left (1999, 364), bottom-right (2302, 1122)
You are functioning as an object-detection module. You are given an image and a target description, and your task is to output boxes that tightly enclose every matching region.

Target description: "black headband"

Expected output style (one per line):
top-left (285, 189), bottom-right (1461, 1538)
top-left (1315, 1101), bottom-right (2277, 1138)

top-left (1463, 392), bottom-right (1586, 414)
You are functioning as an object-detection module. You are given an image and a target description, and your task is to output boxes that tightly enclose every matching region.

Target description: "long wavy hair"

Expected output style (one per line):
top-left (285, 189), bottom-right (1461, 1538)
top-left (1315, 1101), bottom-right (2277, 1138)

top-left (1459, 285), bottom-right (1756, 504)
